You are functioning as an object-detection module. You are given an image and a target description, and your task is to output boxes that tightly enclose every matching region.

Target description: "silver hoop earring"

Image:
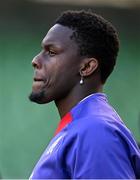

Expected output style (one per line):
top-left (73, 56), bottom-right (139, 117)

top-left (80, 76), bottom-right (84, 85)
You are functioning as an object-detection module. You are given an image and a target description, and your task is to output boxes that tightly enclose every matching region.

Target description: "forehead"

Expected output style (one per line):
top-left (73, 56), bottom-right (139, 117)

top-left (42, 24), bottom-right (76, 48)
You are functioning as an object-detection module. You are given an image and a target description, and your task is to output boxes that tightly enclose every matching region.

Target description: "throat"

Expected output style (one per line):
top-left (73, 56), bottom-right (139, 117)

top-left (55, 84), bottom-right (103, 118)
top-left (55, 93), bottom-right (79, 118)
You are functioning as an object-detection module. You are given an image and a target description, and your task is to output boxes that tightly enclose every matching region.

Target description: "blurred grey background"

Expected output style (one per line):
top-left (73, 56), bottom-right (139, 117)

top-left (0, 0), bottom-right (140, 178)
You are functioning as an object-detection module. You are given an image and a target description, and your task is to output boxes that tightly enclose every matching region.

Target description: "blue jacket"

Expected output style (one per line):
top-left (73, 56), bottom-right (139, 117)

top-left (30, 93), bottom-right (140, 179)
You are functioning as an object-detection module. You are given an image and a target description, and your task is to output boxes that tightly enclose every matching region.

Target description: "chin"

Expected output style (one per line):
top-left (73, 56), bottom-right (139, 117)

top-left (28, 91), bottom-right (52, 104)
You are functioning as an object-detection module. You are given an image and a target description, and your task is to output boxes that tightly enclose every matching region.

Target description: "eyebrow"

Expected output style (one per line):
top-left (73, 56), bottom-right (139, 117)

top-left (41, 42), bottom-right (62, 50)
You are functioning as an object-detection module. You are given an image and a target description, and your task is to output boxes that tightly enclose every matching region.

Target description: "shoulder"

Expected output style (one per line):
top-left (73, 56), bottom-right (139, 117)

top-left (65, 113), bottom-right (137, 151)
top-left (57, 112), bottom-right (140, 178)
top-left (68, 115), bottom-right (117, 142)
top-left (57, 116), bottom-right (135, 178)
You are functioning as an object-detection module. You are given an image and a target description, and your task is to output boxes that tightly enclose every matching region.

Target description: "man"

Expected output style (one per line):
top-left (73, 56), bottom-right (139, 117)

top-left (29, 10), bottom-right (140, 179)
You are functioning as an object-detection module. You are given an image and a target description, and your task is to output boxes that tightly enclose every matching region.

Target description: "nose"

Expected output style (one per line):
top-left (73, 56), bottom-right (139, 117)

top-left (32, 54), bottom-right (42, 69)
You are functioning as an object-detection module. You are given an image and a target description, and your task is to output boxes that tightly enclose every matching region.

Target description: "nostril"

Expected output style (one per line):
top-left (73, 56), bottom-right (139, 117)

top-left (32, 56), bottom-right (41, 69)
top-left (32, 60), bottom-right (37, 68)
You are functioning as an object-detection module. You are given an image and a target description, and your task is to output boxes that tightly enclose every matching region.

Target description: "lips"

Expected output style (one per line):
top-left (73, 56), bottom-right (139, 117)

top-left (34, 77), bottom-right (44, 82)
top-left (32, 77), bottom-right (45, 92)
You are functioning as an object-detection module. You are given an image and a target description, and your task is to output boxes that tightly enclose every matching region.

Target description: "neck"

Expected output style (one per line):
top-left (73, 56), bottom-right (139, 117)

top-left (55, 83), bottom-right (103, 118)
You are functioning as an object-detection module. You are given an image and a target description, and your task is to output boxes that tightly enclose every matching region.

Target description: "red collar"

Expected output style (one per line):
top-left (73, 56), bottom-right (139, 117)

top-left (55, 112), bottom-right (73, 135)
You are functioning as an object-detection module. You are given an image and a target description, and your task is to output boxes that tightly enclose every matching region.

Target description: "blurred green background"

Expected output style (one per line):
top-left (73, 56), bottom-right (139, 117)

top-left (0, 0), bottom-right (140, 178)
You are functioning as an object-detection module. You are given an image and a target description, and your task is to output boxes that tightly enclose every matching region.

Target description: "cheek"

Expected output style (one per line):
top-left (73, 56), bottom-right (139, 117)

top-left (43, 55), bottom-right (79, 90)
top-left (55, 65), bottom-right (79, 90)
top-left (43, 61), bottom-right (60, 87)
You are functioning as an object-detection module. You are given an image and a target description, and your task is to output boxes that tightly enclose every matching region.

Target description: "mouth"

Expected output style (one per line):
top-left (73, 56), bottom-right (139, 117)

top-left (32, 77), bottom-right (45, 92)
top-left (33, 78), bottom-right (44, 82)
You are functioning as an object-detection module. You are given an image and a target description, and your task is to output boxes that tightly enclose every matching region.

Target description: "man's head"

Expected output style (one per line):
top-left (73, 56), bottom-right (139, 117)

top-left (55, 10), bottom-right (119, 84)
top-left (29, 10), bottom-right (119, 104)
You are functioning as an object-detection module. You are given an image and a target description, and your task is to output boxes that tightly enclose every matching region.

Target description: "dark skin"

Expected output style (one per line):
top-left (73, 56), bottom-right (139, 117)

top-left (30, 24), bottom-right (103, 118)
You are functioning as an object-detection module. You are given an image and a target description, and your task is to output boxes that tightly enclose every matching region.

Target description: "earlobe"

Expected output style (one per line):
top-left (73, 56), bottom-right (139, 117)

top-left (79, 76), bottom-right (84, 85)
top-left (79, 58), bottom-right (98, 77)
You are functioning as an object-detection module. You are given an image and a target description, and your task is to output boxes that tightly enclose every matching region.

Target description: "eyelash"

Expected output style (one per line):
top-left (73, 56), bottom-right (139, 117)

top-left (48, 50), bottom-right (56, 56)
top-left (42, 46), bottom-right (57, 57)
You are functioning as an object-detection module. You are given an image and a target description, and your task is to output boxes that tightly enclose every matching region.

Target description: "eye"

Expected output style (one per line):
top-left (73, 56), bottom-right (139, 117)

top-left (48, 49), bottom-right (56, 56)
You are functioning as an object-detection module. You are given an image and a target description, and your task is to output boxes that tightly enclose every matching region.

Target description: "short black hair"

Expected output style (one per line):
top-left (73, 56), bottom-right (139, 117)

top-left (55, 10), bottom-right (119, 84)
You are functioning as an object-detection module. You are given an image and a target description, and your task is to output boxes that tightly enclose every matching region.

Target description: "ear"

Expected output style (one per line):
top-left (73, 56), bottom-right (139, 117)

top-left (79, 58), bottom-right (99, 77)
